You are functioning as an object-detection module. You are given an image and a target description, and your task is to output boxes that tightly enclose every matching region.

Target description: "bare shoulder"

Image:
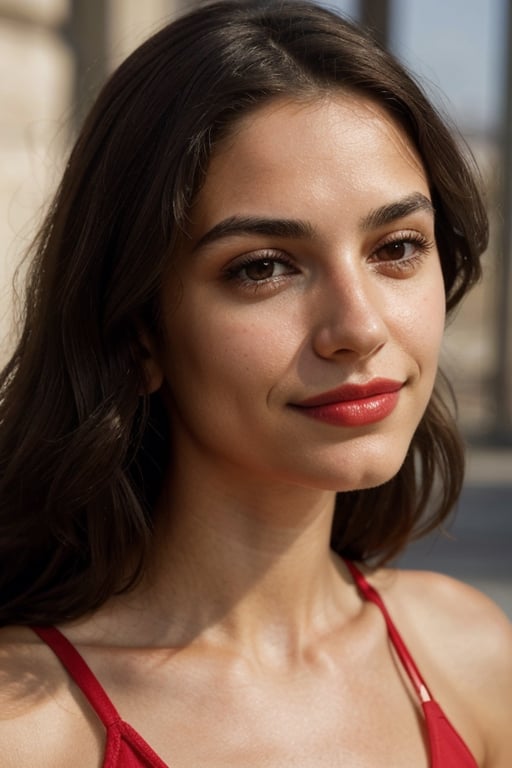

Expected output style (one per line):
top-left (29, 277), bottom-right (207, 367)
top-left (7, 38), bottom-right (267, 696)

top-left (372, 568), bottom-right (512, 766)
top-left (0, 626), bottom-right (103, 767)
top-left (377, 567), bottom-right (512, 645)
top-left (0, 625), bottom-right (55, 714)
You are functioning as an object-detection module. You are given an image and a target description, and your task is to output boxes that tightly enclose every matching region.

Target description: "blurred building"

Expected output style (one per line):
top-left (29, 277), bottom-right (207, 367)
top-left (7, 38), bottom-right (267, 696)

top-left (0, 0), bottom-right (187, 357)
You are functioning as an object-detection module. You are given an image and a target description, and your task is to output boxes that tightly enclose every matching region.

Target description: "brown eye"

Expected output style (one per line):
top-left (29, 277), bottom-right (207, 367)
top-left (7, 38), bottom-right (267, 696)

top-left (369, 233), bottom-right (433, 277)
top-left (244, 259), bottom-right (276, 280)
top-left (235, 256), bottom-right (296, 283)
top-left (225, 252), bottom-right (298, 288)
top-left (377, 241), bottom-right (413, 261)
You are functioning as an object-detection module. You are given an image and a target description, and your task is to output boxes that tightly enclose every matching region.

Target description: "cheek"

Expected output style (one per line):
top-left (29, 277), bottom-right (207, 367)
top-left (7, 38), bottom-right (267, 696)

top-left (414, 303), bottom-right (446, 394)
top-left (391, 267), bottom-right (446, 363)
top-left (163, 301), bottom-right (296, 400)
top-left (420, 272), bottom-right (447, 349)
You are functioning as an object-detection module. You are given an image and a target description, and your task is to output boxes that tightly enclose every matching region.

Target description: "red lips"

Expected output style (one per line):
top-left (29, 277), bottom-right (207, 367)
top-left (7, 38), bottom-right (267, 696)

top-left (292, 378), bottom-right (404, 427)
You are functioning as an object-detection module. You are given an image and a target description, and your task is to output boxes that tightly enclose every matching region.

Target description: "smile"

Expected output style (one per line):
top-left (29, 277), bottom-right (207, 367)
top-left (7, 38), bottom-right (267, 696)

top-left (291, 378), bottom-right (404, 427)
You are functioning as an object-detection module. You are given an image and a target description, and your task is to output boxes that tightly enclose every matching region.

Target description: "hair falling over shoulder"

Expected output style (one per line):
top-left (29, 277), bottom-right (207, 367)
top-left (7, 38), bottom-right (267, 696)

top-left (0, 1), bottom-right (488, 626)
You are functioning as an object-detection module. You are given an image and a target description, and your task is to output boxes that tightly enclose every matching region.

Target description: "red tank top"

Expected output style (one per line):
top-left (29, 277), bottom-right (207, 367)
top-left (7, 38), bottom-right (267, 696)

top-left (32, 562), bottom-right (478, 767)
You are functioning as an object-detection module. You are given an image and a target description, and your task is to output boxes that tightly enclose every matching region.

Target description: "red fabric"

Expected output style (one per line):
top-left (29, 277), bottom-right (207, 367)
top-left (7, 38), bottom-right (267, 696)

top-left (32, 564), bottom-right (478, 767)
top-left (423, 701), bottom-right (479, 768)
top-left (344, 560), bottom-right (478, 767)
top-left (32, 626), bottom-right (167, 768)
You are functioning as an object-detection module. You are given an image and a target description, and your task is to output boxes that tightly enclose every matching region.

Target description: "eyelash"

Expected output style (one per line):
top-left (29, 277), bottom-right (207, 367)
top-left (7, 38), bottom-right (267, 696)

top-left (223, 250), bottom-right (297, 290)
top-left (223, 232), bottom-right (434, 290)
top-left (371, 231), bottom-right (434, 273)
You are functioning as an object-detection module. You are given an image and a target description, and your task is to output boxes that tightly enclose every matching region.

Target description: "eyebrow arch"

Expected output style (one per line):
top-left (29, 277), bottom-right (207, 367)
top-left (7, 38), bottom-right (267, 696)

top-left (193, 215), bottom-right (315, 251)
top-left (193, 192), bottom-right (434, 251)
top-left (361, 192), bottom-right (435, 230)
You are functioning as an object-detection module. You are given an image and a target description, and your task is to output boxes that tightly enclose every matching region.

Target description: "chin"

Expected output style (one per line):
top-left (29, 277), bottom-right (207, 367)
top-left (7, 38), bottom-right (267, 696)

top-left (307, 447), bottom-right (409, 494)
top-left (287, 460), bottom-right (403, 494)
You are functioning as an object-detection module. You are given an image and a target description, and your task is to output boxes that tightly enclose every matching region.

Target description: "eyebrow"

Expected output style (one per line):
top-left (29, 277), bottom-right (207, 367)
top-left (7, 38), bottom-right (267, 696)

top-left (361, 192), bottom-right (434, 230)
top-left (193, 192), bottom-right (434, 251)
top-left (193, 216), bottom-right (315, 251)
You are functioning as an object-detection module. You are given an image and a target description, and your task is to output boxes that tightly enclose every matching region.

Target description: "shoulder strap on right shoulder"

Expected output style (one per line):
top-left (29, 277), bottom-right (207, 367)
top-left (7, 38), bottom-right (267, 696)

top-left (32, 626), bottom-right (121, 728)
top-left (343, 560), bottom-right (433, 703)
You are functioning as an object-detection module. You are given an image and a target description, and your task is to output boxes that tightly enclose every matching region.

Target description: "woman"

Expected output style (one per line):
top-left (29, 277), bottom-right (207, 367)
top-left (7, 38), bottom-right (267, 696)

top-left (0, 1), bottom-right (510, 766)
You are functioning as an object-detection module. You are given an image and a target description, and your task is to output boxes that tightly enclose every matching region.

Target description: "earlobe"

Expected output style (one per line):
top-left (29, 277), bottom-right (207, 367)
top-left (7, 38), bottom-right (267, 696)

top-left (137, 330), bottom-right (164, 394)
top-left (141, 354), bottom-right (164, 395)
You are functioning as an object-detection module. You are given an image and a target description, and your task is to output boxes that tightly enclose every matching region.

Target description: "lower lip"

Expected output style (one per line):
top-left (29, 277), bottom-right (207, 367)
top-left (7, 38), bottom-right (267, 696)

top-left (293, 391), bottom-right (401, 427)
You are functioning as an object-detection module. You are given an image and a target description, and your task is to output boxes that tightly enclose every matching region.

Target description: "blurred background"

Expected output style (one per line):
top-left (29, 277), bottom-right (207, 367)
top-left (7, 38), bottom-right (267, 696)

top-left (0, 0), bottom-right (510, 614)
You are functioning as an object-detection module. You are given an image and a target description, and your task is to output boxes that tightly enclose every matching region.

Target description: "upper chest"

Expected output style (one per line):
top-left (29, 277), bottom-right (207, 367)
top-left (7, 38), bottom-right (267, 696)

top-left (2, 607), bottom-right (483, 768)
top-left (64, 633), bottom-right (430, 768)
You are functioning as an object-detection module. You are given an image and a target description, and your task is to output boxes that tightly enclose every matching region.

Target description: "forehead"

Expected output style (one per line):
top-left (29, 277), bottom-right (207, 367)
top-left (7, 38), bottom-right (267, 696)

top-left (190, 94), bottom-right (430, 235)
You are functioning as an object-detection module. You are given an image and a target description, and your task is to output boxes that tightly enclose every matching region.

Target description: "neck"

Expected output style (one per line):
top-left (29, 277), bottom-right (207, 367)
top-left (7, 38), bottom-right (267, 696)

top-left (129, 465), bottom-right (355, 661)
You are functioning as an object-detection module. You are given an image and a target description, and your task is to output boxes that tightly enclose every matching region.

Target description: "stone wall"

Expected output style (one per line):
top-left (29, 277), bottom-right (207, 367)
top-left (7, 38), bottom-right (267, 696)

top-left (0, 0), bottom-right (71, 358)
top-left (0, 0), bottom-right (187, 361)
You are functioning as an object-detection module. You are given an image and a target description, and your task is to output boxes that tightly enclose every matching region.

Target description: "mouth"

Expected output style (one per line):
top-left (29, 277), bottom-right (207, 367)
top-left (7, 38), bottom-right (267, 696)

top-left (290, 378), bottom-right (405, 427)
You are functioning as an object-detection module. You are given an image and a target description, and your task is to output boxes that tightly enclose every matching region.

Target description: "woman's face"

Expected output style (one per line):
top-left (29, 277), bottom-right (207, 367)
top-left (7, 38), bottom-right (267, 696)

top-left (151, 94), bottom-right (446, 492)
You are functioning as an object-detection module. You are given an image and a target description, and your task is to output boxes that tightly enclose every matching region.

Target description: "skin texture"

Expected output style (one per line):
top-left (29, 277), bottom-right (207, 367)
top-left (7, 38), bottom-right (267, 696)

top-left (1, 95), bottom-right (511, 768)
top-left (153, 96), bottom-right (446, 497)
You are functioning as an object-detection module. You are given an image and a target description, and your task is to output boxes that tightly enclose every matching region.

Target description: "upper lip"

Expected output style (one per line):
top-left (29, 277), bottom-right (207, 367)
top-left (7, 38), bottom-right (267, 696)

top-left (293, 378), bottom-right (404, 407)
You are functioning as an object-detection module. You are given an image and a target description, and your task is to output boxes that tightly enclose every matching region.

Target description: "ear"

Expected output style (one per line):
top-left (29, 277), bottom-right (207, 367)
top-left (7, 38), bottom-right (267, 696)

top-left (137, 329), bottom-right (164, 394)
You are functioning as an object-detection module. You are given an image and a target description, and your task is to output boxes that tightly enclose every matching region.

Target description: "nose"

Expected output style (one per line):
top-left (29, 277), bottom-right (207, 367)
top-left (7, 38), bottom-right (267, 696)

top-left (311, 266), bottom-right (389, 360)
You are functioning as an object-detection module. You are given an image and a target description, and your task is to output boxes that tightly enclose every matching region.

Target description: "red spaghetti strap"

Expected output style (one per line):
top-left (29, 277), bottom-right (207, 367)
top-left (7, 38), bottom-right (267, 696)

top-left (343, 560), bottom-right (432, 702)
top-left (33, 627), bottom-right (172, 767)
top-left (32, 626), bottom-right (121, 727)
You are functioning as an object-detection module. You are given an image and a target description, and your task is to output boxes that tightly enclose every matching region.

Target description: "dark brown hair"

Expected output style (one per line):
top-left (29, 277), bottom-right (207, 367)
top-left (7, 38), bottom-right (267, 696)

top-left (0, 0), bottom-right (488, 625)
